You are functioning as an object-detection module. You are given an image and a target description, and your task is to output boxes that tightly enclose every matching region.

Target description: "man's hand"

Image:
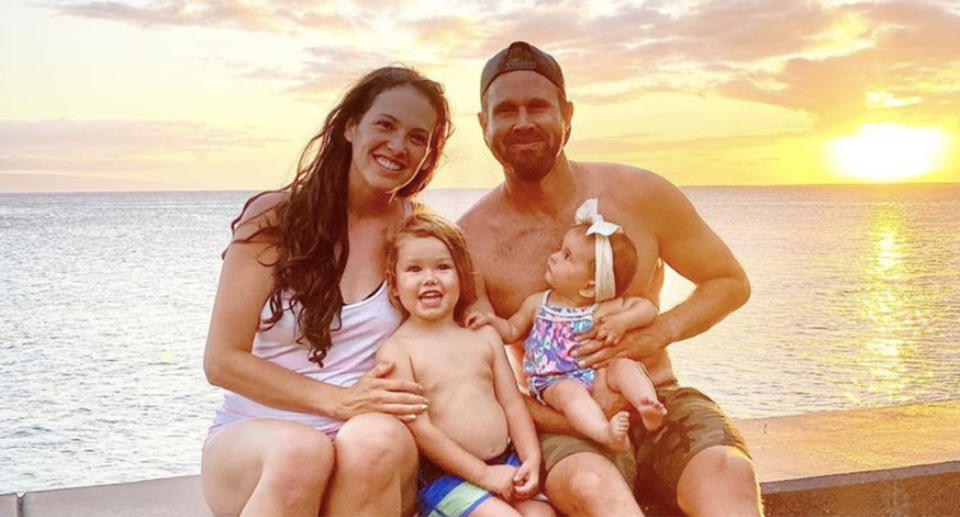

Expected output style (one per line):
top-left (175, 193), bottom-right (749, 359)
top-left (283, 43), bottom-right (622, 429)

top-left (574, 320), bottom-right (671, 368)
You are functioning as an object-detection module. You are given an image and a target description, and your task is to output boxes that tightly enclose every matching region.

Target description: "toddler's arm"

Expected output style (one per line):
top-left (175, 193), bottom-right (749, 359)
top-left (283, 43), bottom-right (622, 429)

top-left (376, 338), bottom-right (517, 500)
top-left (483, 327), bottom-right (541, 498)
top-left (468, 292), bottom-right (542, 343)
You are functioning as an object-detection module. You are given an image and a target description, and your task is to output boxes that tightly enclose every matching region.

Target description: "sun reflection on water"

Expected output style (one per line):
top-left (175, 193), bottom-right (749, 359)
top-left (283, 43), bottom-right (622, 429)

top-left (855, 203), bottom-right (923, 401)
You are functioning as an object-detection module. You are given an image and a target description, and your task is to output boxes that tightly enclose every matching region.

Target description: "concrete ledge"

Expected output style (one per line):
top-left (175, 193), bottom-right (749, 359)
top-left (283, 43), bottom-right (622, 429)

top-left (739, 399), bottom-right (960, 517)
top-left (12, 399), bottom-right (960, 516)
top-left (20, 476), bottom-right (209, 517)
top-left (0, 493), bottom-right (19, 517)
top-left (762, 468), bottom-right (960, 517)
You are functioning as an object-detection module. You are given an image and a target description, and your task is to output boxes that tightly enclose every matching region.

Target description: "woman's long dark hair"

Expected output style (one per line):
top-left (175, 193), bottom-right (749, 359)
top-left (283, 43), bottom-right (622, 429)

top-left (230, 66), bottom-right (452, 366)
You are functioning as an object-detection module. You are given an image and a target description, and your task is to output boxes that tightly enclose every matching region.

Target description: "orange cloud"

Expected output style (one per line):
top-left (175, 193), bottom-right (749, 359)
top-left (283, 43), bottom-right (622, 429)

top-left (282, 46), bottom-right (415, 99)
top-left (714, 1), bottom-right (960, 129)
top-left (40, 0), bottom-right (960, 144)
top-left (49, 0), bottom-right (285, 32)
top-left (0, 120), bottom-right (280, 172)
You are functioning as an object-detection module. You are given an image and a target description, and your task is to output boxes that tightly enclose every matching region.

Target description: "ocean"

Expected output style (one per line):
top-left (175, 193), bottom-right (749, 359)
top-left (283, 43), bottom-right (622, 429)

top-left (1, 185), bottom-right (958, 494)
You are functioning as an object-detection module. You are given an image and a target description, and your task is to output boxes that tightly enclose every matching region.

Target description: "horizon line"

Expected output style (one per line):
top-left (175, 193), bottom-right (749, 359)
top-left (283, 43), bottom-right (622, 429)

top-left (1, 181), bottom-right (959, 195)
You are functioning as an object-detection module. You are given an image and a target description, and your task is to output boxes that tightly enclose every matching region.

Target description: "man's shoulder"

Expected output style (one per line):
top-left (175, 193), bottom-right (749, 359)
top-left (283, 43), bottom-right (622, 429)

top-left (576, 161), bottom-right (685, 209)
top-left (579, 161), bottom-right (673, 191)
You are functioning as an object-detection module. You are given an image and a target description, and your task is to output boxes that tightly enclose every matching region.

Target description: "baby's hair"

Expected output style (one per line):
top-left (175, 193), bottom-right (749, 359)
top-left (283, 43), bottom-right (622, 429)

top-left (385, 211), bottom-right (478, 324)
top-left (572, 223), bottom-right (639, 297)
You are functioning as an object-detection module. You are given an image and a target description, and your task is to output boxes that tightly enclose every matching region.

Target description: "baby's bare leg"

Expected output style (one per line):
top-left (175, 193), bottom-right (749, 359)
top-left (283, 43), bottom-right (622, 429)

top-left (542, 379), bottom-right (631, 452)
top-left (605, 358), bottom-right (667, 431)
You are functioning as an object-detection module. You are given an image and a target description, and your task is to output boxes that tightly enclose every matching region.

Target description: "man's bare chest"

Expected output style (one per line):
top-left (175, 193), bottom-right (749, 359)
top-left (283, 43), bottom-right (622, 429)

top-left (479, 226), bottom-right (563, 315)
top-left (479, 219), bottom-right (662, 315)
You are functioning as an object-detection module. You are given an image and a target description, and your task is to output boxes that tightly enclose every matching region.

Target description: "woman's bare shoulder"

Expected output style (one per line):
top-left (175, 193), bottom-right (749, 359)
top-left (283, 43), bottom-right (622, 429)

top-left (233, 190), bottom-right (289, 241)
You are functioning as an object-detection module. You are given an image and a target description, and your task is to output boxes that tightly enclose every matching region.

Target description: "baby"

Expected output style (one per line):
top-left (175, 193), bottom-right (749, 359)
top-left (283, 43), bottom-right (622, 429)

top-left (377, 212), bottom-right (555, 517)
top-left (469, 199), bottom-right (666, 451)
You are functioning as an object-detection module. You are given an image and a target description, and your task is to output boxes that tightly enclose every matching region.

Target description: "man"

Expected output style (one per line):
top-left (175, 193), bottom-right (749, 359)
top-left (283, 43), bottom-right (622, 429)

top-left (459, 41), bottom-right (763, 517)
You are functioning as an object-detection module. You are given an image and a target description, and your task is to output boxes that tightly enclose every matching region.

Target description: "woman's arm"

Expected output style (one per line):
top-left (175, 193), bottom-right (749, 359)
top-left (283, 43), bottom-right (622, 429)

top-left (203, 194), bottom-right (426, 420)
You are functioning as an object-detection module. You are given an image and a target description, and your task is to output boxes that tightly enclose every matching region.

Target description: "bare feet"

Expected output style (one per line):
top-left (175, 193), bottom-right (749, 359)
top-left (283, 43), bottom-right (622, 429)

top-left (636, 397), bottom-right (667, 431)
top-left (605, 411), bottom-right (632, 451)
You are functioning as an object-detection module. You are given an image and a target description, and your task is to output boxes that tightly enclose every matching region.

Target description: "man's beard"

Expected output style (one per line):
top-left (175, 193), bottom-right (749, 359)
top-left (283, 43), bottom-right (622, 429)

top-left (496, 131), bottom-right (561, 183)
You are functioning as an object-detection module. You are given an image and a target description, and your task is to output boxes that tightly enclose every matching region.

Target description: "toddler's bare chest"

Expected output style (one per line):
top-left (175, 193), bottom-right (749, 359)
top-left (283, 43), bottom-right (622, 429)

top-left (411, 341), bottom-right (492, 388)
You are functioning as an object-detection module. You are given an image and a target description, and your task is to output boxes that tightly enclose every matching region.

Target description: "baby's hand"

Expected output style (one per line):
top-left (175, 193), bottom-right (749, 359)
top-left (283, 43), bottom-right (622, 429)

top-left (466, 311), bottom-right (492, 329)
top-left (481, 464), bottom-right (518, 501)
top-left (595, 316), bottom-right (630, 345)
top-left (512, 459), bottom-right (540, 498)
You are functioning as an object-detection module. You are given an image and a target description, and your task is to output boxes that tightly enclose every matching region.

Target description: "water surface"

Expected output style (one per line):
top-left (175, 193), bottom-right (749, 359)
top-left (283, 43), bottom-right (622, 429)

top-left (1, 185), bottom-right (958, 493)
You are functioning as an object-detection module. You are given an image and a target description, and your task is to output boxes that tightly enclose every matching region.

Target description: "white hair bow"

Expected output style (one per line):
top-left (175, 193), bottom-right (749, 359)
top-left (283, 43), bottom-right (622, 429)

top-left (574, 199), bottom-right (621, 301)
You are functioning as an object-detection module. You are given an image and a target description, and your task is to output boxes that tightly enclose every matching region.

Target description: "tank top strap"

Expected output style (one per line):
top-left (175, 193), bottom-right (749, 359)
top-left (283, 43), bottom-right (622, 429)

top-left (541, 289), bottom-right (553, 305)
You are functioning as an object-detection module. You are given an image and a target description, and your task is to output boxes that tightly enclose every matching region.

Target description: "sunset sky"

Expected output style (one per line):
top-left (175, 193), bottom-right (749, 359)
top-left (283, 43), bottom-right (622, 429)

top-left (2, 0), bottom-right (959, 191)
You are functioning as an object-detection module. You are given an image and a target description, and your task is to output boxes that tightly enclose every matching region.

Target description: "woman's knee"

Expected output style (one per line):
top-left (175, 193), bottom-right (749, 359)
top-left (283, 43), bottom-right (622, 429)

top-left (335, 413), bottom-right (417, 476)
top-left (202, 420), bottom-right (335, 515)
top-left (261, 425), bottom-right (336, 488)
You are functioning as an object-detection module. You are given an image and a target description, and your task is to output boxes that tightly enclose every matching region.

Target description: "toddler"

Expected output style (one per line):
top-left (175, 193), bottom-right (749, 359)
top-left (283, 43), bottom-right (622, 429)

top-left (377, 212), bottom-right (555, 517)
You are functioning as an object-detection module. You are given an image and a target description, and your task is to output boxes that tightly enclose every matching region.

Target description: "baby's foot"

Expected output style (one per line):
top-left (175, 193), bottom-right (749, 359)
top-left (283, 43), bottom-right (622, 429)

top-left (636, 397), bottom-right (667, 431)
top-left (605, 411), bottom-right (632, 452)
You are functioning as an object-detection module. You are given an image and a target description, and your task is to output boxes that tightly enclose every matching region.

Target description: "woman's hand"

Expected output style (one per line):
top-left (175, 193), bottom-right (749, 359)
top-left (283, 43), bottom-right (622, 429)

top-left (335, 362), bottom-right (428, 421)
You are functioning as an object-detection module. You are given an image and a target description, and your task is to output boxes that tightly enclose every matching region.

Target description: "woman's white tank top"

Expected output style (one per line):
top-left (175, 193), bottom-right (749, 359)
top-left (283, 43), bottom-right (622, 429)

top-left (210, 281), bottom-right (402, 436)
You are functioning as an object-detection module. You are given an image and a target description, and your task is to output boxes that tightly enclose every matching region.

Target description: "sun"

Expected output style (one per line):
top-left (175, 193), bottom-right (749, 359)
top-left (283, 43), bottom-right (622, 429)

top-left (827, 124), bottom-right (949, 182)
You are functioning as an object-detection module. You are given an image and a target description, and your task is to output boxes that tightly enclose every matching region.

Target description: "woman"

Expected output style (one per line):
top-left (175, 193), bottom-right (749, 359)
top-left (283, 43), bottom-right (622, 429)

top-left (201, 66), bottom-right (452, 516)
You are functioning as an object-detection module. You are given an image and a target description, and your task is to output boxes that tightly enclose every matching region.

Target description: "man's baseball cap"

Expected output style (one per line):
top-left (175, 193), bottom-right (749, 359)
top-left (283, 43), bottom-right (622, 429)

top-left (480, 41), bottom-right (565, 97)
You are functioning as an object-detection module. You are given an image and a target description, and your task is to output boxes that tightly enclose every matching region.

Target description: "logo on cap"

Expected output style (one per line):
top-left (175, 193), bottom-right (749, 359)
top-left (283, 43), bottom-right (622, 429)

top-left (505, 59), bottom-right (537, 70)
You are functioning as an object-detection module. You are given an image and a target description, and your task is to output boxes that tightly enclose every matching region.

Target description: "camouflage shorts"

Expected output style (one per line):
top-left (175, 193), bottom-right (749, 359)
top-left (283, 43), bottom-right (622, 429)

top-left (632, 381), bottom-right (750, 503)
top-left (540, 381), bottom-right (749, 505)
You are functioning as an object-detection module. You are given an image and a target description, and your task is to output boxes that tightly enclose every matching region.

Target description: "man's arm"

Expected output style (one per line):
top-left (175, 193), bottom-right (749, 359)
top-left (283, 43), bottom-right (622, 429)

top-left (645, 178), bottom-right (751, 341)
top-left (577, 176), bottom-right (750, 367)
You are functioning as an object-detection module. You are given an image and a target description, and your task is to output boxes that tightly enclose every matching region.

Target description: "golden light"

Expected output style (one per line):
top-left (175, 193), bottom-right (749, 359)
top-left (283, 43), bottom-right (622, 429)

top-left (827, 123), bottom-right (949, 182)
